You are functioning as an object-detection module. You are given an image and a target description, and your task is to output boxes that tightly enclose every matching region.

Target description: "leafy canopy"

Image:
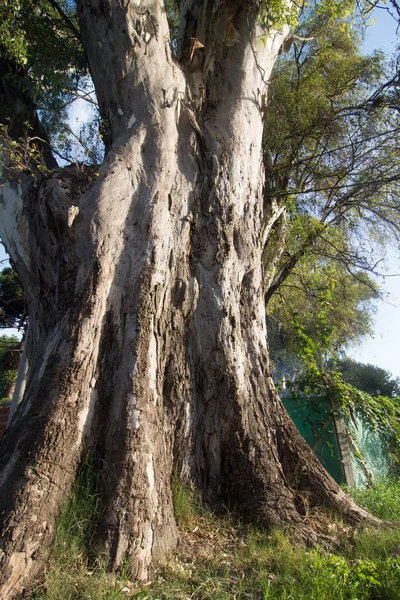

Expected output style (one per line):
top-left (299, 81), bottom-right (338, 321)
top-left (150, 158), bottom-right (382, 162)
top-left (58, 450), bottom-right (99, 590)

top-left (335, 357), bottom-right (400, 398)
top-left (0, 0), bottom-right (94, 163)
top-left (263, 3), bottom-right (400, 298)
top-left (267, 260), bottom-right (379, 382)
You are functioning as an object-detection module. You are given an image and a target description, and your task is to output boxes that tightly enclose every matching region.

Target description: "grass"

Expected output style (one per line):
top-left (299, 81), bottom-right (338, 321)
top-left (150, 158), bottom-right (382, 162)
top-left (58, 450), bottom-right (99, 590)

top-left (130, 527), bottom-right (400, 600)
top-left (35, 474), bottom-right (400, 600)
top-left (171, 473), bottom-right (203, 530)
top-left (130, 480), bottom-right (400, 600)
top-left (33, 450), bottom-right (126, 600)
top-left (347, 477), bottom-right (400, 521)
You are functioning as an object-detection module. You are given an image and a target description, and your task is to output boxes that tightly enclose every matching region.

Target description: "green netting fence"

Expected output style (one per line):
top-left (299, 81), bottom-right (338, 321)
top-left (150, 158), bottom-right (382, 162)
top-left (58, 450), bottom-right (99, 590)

top-left (282, 396), bottom-right (390, 487)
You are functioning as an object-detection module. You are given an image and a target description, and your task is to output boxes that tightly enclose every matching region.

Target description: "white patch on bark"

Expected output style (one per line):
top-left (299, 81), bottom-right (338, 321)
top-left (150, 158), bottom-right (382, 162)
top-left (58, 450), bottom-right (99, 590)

top-left (134, 521), bottom-right (153, 580)
top-left (127, 114), bottom-right (137, 129)
top-left (78, 388), bottom-right (98, 442)
top-left (133, 453), bottom-right (157, 580)
top-left (182, 276), bottom-right (199, 318)
top-left (148, 333), bottom-right (157, 393)
top-left (184, 400), bottom-right (191, 438)
top-left (67, 205), bottom-right (80, 227)
top-left (8, 336), bottom-right (29, 426)
top-left (127, 393), bottom-right (140, 430)
top-left (145, 453), bottom-right (155, 492)
top-left (1, 552), bottom-right (33, 599)
top-left (130, 360), bottom-right (138, 379)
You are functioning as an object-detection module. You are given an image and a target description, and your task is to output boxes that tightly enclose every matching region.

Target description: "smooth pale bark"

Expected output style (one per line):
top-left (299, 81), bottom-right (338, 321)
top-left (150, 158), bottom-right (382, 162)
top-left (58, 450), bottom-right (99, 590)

top-left (0, 2), bottom-right (375, 598)
top-left (7, 335), bottom-right (29, 427)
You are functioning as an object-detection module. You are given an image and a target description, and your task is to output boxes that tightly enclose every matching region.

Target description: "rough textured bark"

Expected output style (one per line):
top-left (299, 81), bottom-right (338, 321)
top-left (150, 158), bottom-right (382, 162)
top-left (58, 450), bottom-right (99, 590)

top-left (0, 1), bottom-right (375, 598)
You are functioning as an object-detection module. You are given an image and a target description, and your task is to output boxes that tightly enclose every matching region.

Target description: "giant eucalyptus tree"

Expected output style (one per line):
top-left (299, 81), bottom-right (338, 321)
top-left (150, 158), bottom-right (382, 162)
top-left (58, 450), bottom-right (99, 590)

top-left (0, 1), bottom-right (375, 597)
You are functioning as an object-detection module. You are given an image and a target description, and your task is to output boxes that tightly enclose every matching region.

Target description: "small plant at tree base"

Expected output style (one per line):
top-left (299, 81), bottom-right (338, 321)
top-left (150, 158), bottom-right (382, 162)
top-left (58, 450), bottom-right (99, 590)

top-left (33, 449), bottom-right (124, 600)
top-left (171, 473), bottom-right (204, 531)
top-left (55, 450), bottom-right (103, 557)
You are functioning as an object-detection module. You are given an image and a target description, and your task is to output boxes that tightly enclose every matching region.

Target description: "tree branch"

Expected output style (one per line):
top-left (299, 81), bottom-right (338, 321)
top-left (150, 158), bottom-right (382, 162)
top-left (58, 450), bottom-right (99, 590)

top-left (46, 0), bottom-right (81, 42)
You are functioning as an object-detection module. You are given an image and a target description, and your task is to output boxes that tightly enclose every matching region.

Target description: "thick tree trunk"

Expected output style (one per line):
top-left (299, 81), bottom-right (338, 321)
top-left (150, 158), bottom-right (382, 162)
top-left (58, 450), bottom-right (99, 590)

top-left (0, 1), bottom-right (375, 597)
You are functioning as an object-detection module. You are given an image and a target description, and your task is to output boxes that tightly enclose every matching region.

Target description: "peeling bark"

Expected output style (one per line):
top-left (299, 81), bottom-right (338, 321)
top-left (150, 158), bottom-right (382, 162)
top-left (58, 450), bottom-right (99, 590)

top-left (0, 2), bottom-right (376, 598)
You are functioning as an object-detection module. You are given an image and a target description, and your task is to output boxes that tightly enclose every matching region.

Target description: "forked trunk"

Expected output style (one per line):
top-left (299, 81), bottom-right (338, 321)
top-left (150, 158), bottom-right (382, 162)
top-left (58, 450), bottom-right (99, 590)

top-left (0, 1), bottom-right (374, 597)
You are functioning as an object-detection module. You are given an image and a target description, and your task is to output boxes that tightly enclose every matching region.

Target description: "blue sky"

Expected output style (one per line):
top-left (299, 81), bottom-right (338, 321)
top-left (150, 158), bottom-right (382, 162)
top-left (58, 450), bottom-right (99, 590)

top-left (1, 6), bottom-right (400, 376)
top-left (362, 5), bottom-right (399, 55)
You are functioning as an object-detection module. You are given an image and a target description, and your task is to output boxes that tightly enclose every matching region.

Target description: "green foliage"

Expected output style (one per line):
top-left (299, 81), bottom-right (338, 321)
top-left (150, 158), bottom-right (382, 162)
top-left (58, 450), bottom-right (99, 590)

top-left (164, 0), bottom-right (181, 47)
top-left (0, 1), bottom-right (30, 66)
top-left (259, 549), bottom-right (400, 600)
top-left (272, 282), bottom-right (400, 462)
top-left (263, 4), bottom-right (400, 474)
top-left (0, 334), bottom-right (19, 400)
top-left (336, 358), bottom-right (400, 398)
top-left (132, 524), bottom-right (400, 600)
top-left (53, 450), bottom-right (103, 560)
top-left (259, 0), bottom-right (361, 33)
top-left (263, 1), bottom-right (398, 400)
top-left (36, 563), bottom-right (123, 599)
top-left (267, 266), bottom-right (400, 474)
top-left (0, 121), bottom-right (52, 175)
top-left (0, 266), bottom-right (25, 329)
top-left (259, 0), bottom-right (300, 31)
top-left (0, 369), bottom-right (16, 400)
top-left (288, 356), bottom-right (400, 474)
top-left (171, 473), bottom-right (220, 532)
top-left (0, 1), bottom-right (82, 75)
top-left (267, 263), bottom-right (378, 383)
top-left (0, 0), bottom-right (101, 165)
